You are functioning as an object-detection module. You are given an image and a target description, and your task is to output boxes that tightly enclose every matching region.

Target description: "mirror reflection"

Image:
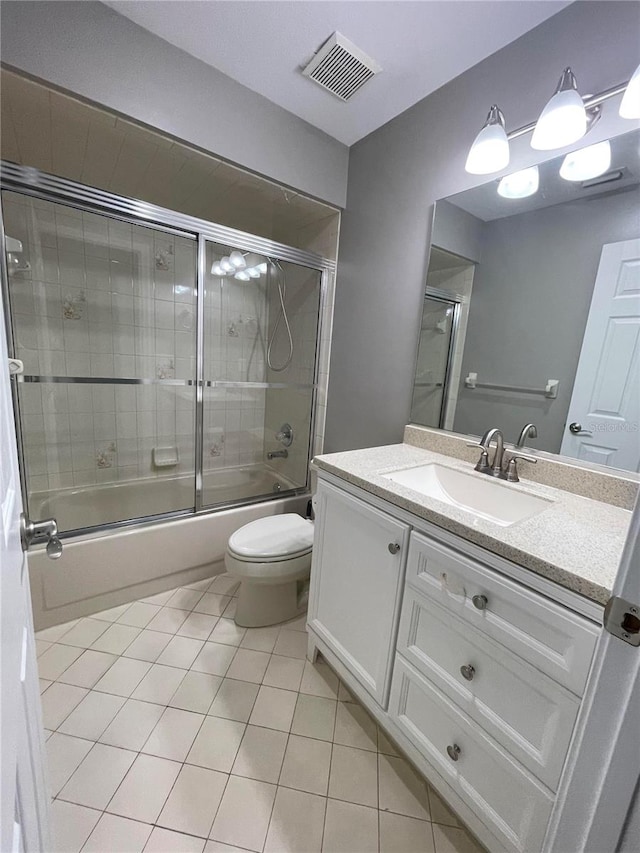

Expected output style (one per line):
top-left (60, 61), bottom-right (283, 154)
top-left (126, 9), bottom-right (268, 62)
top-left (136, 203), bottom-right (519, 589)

top-left (411, 128), bottom-right (640, 474)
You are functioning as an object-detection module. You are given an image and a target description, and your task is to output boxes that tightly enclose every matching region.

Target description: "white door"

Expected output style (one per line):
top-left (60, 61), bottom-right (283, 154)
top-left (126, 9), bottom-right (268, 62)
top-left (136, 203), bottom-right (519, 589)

top-left (0, 295), bottom-right (51, 850)
top-left (561, 238), bottom-right (640, 471)
top-left (544, 492), bottom-right (640, 853)
top-left (308, 480), bottom-right (410, 707)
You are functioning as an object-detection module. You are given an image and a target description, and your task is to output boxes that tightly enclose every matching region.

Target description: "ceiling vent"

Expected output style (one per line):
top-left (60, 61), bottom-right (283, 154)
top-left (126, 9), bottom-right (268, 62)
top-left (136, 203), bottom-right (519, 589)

top-left (302, 32), bottom-right (382, 101)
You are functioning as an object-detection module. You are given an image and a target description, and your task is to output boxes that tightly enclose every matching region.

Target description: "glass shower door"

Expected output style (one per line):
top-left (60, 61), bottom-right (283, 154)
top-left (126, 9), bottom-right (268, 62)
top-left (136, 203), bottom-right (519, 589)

top-left (2, 190), bottom-right (198, 532)
top-left (202, 240), bottom-right (320, 507)
top-left (410, 295), bottom-right (457, 428)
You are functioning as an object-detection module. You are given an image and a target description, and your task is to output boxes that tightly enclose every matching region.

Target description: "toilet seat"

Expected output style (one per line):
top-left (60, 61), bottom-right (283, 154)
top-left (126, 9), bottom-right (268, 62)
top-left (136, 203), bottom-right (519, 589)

top-left (227, 514), bottom-right (314, 562)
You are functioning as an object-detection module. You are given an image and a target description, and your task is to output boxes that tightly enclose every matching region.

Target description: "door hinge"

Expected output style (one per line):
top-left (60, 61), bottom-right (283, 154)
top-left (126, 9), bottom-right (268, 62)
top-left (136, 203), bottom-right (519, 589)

top-left (603, 596), bottom-right (640, 647)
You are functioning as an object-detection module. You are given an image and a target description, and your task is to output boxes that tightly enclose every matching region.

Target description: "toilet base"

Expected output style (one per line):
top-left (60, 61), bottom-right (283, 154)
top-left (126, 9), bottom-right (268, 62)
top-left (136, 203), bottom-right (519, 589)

top-left (234, 578), bottom-right (307, 628)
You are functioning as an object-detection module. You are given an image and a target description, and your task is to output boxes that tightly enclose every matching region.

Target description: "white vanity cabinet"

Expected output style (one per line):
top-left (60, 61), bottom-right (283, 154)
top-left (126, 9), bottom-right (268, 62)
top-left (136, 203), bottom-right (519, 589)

top-left (308, 479), bottom-right (409, 706)
top-left (307, 472), bottom-right (601, 853)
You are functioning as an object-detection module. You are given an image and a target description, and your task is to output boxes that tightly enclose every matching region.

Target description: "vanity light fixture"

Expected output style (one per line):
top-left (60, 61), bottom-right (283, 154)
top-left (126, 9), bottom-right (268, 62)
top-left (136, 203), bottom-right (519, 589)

top-left (466, 66), bottom-right (636, 176)
top-left (497, 165), bottom-right (539, 198)
top-left (619, 62), bottom-right (640, 118)
top-left (211, 253), bottom-right (268, 281)
top-left (464, 105), bottom-right (510, 175)
top-left (559, 140), bottom-right (612, 182)
top-left (531, 68), bottom-right (587, 150)
top-left (229, 250), bottom-right (246, 270)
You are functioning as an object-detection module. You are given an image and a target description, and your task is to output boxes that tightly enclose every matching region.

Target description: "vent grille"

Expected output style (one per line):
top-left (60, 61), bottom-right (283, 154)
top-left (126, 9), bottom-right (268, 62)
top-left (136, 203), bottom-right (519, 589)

top-left (302, 32), bottom-right (381, 101)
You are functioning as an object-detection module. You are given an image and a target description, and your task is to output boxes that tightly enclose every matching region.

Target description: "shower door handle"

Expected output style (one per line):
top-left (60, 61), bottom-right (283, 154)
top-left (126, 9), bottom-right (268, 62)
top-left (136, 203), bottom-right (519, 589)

top-left (20, 513), bottom-right (63, 560)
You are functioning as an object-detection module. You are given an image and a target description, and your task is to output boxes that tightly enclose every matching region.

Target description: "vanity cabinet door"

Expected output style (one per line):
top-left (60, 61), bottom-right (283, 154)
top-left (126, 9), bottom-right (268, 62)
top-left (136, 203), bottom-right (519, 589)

top-left (308, 480), bottom-right (409, 708)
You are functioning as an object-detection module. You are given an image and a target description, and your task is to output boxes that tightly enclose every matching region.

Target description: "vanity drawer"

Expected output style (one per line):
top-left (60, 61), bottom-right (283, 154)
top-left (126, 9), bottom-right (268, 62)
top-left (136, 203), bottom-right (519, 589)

top-left (389, 655), bottom-right (554, 853)
top-left (397, 587), bottom-right (579, 790)
top-left (406, 531), bottom-right (599, 695)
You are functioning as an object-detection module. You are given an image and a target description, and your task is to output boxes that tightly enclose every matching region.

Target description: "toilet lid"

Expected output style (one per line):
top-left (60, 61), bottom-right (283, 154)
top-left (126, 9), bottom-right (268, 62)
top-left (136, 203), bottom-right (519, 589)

top-left (228, 513), bottom-right (314, 560)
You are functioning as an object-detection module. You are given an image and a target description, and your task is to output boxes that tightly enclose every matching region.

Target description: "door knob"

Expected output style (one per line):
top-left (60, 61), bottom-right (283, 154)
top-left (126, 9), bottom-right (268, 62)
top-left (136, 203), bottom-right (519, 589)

top-left (388, 543), bottom-right (401, 554)
top-left (569, 422), bottom-right (592, 436)
top-left (20, 513), bottom-right (63, 561)
top-left (472, 594), bottom-right (488, 611)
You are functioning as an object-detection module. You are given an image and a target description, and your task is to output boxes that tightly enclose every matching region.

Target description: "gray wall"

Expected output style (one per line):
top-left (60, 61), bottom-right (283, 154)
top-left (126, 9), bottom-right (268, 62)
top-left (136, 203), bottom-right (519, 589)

top-left (432, 200), bottom-right (484, 264)
top-left (325, 0), bottom-right (640, 452)
top-left (0, 1), bottom-right (348, 208)
top-left (453, 187), bottom-right (639, 450)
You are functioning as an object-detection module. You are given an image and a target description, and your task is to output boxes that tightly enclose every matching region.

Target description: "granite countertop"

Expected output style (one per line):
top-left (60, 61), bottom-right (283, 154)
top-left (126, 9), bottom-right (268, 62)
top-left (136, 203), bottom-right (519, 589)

top-left (313, 443), bottom-right (632, 606)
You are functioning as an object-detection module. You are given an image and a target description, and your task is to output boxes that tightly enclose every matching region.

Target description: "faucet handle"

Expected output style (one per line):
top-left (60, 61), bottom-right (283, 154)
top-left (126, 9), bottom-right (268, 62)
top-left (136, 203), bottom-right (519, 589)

top-left (466, 443), bottom-right (491, 473)
top-left (503, 451), bottom-right (537, 482)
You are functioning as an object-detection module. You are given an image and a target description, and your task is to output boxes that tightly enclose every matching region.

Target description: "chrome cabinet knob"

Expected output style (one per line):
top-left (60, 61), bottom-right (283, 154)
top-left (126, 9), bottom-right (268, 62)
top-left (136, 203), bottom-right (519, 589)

top-left (446, 743), bottom-right (461, 762)
top-left (388, 543), bottom-right (401, 555)
top-left (460, 664), bottom-right (475, 681)
top-left (472, 594), bottom-right (488, 611)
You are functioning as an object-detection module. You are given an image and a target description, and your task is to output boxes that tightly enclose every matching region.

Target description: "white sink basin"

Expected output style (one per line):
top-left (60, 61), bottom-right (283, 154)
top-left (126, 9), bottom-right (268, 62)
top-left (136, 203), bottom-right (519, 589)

top-left (382, 463), bottom-right (551, 526)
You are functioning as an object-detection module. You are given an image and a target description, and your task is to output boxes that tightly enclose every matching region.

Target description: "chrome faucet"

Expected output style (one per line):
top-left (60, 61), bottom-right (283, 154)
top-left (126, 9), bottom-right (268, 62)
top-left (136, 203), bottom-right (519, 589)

top-left (479, 427), bottom-right (505, 477)
top-left (516, 423), bottom-right (538, 448)
top-left (468, 426), bottom-right (537, 482)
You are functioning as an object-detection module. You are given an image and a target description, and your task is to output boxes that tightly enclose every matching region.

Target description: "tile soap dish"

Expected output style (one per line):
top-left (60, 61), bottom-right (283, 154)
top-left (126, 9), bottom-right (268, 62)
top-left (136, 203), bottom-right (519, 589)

top-left (153, 446), bottom-right (179, 468)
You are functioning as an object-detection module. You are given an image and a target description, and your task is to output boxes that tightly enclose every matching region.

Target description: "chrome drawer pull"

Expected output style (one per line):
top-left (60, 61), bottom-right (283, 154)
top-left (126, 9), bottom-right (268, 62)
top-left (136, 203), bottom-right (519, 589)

top-left (460, 664), bottom-right (475, 681)
top-left (472, 594), bottom-right (488, 611)
top-left (388, 543), bottom-right (401, 554)
top-left (446, 743), bottom-right (461, 762)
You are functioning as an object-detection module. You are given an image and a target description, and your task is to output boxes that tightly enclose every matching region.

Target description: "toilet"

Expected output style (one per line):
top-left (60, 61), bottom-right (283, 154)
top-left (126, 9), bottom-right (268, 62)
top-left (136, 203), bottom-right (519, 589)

top-left (225, 513), bottom-right (314, 627)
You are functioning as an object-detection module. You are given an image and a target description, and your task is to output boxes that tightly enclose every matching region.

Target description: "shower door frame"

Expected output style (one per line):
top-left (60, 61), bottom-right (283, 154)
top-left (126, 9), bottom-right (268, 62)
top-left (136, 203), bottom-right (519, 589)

top-left (0, 161), bottom-right (335, 538)
top-left (414, 286), bottom-right (461, 429)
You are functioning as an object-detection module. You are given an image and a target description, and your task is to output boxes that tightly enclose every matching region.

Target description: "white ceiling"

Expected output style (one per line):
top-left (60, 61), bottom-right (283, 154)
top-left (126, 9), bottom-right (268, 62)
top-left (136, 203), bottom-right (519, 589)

top-left (103, 0), bottom-right (571, 146)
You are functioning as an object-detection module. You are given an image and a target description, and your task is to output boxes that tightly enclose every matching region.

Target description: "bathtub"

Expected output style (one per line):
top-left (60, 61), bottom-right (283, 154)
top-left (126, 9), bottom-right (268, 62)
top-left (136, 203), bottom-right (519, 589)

top-left (30, 466), bottom-right (294, 533)
top-left (28, 466), bottom-right (308, 630)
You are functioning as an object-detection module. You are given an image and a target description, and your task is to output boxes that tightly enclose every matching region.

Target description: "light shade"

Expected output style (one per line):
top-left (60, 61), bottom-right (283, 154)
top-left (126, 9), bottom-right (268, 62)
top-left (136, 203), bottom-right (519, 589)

top-left (560, 141), bottom-right (611, 181)
top-left (531, 68), bottom-right (587, 150)
top-left (211, 261), bottom-right (224, 276)
top-left (229, 250), bottom-right (246, 270)
top-left (465, 105), bottom-right (510, 175)
top-left (620, 63), bottom-right (640, 119)
top-left (497, 166), bottom-right (539, 199)
top-left (234, 270), bottom-right (251, 281)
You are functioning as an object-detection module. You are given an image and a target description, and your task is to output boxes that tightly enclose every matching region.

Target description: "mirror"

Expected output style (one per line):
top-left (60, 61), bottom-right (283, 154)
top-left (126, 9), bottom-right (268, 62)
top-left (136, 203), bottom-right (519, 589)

top-left (411, 128), bottom-right (640, 474)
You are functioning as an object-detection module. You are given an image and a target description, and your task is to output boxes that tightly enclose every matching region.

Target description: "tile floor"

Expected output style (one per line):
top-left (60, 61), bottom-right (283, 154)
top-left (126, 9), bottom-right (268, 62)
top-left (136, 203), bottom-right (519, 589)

top-left (36, 574), bottom-right (485, 853)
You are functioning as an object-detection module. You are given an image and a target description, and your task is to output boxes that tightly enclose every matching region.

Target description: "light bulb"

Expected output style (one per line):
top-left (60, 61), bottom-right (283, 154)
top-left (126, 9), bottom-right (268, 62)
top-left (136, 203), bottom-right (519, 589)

top-left (465, 105), bottom-right (509, 175)
top-left (257, 263), bottom-right (268, 274)
top-left (234, 270), bottom-right (251, 281)
top-left (246, 267), bottom-right (261, 279)
top-left (211, 262), bottom-right (225, 276)
top-left (497, 166), bottom-right (539, 198)
top-left (560, 141), bottom-right (611, 181)
top-left (220, 256), bottom-right (234, 273)
top-left (229, 250), bottom-right (246, 270)
top-left (620, 63), bottom-right (640, 119)
top-left (531, 68), bottom-right (587, 150)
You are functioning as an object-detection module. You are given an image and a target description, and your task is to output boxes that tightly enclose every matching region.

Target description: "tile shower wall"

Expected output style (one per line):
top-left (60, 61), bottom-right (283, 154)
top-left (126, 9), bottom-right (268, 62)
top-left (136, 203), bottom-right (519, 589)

top-left (264, 263), bottom-right (321, 488)
top-left (3, 191), bottom-right (197, 499)
top-left (203, 256), bottom-right (268, 480)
